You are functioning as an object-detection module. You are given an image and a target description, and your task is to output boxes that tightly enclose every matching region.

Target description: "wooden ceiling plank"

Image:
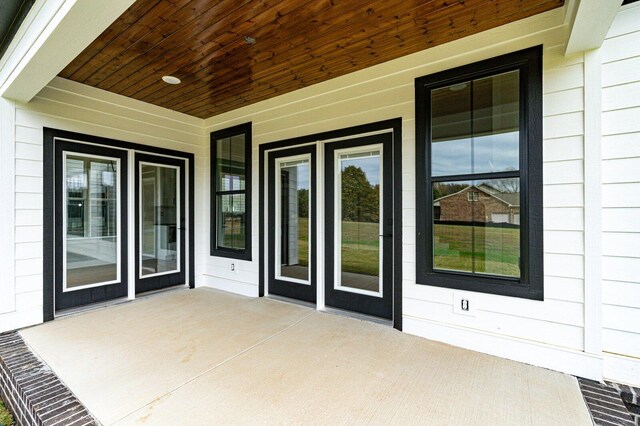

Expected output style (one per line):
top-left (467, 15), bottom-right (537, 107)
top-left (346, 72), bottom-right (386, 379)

top-left (133, 0), bottom-right (370, 104)
top-left (154, 0), bottom-right (474, 111)
top-left (67, 0), bottom-right (190, 83)
top-left (60, 0), bottom-right (564, 118)
top-left (59, 0), bottom-right (163, 79)
top-left (82, 0), bottom-right (212, 86)
top-left (191, 0), bottom-right (560, 113)
top-left (99, 0), bottom-right (261, 94)
top-left (112, 0), bottom-right (301, 99)
top-left (144, 0), bottom-right (447, 109)
top-left (182, 0), bottom-right (561, 117)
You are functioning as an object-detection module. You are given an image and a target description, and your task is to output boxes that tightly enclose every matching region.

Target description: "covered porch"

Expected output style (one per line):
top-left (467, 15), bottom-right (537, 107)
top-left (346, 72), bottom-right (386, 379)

top-left (16, 288), bottom-right (591, 424)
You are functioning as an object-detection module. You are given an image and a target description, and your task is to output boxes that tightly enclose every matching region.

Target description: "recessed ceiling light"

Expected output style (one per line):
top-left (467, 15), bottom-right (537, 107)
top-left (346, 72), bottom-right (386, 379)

top-left (162, 75), bottom-right (181, 84)
top-left (243, 36), bottom-right (256, 45)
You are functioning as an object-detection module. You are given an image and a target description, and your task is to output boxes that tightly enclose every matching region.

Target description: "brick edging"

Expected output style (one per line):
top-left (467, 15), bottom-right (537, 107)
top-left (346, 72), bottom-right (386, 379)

top-left (0, 332), bottom-right (97, 426)
top-left (578, 378), bottom-right (637, 426)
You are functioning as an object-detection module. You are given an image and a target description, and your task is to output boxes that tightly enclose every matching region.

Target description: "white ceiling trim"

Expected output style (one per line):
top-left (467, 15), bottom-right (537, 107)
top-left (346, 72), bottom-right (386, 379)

top-left (0, 0), bottom-right (134, 103)
top-left (565, 0), bottom-right (623, 55)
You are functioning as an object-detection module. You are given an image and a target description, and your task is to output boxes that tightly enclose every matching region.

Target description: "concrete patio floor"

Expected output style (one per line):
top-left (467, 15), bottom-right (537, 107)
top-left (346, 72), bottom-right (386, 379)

top-left (19, 288), bottom-right (592, 425)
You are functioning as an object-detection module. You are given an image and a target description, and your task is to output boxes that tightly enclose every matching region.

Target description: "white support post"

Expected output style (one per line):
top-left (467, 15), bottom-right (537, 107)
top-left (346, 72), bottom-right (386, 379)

top-left (128, 149), bottom-right (136, 299)
top-left (0, 98), bottom-right (16, 314)
top-left (583, 48), bottom-right (603, 359)
top-left (316, 142), bottom-right (325, 310)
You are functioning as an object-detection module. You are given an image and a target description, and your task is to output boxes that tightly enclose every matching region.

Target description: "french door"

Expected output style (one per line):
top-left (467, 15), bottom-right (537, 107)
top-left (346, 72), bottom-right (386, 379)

top-left (268, 146), bottom-right (316, 303)
top-left (325, 134), bottom-right (393, 319)
top-left (55, 141), bottom-right (128, 311)
top-left (135, 153), bottom-right (186, 294)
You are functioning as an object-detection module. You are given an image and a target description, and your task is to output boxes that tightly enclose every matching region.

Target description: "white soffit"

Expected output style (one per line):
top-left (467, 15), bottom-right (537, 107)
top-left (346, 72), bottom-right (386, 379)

top-left (565, 0), bottom-right (623, 55)
top-left (0, 0), bottom-right (135, 103)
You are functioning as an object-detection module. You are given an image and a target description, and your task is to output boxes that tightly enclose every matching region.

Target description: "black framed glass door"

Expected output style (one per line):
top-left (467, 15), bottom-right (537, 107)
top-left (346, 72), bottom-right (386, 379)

top-left (54, 141), bottom-right (128, 311)
top-left (268, 146), bottom-right (316, 303)
top-left (135, 153), bottom-right (186, 294)
top-left (325, 134), bottom-right (393, 319)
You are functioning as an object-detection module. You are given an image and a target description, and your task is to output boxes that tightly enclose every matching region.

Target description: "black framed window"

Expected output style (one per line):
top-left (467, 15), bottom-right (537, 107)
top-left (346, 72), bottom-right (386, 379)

top-left (211, 123), bottom-right (252, 260)
top-left (415, 46), bottom-right (543, 300)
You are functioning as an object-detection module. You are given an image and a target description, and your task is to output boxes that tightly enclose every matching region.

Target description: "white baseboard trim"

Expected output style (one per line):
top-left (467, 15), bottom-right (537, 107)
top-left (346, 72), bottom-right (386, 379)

top-left (403, 315), bottom-right (603, 381)
top-left (198, 274), bottom-right (258, 298)
top-left (603, 353), bottom-right (640, 387)
top-left (0, 307), bottom-right (43, 333)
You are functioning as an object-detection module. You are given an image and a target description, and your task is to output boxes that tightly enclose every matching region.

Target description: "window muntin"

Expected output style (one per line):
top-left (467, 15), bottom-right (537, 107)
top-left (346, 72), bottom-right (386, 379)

top-left (415, 46), bottom-right (543, 300)
top-left (211, 123), bottom-right (251, 259)
top-left (430, 70), bottom-right (522, 280)
top-left (431, 70), bottom-right (520, 176)
top-left (433, 179), bottom-right (520, 278)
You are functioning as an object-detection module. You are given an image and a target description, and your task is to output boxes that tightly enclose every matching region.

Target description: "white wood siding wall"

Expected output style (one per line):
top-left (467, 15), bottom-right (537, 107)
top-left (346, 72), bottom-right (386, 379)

top-left (0, 78), bottom-right (204, 332)
top-left (0, 3), bottom-right (638, 384)
top-left (600, 3), bottom-right (640, 384)
top-left (203, 8), bottom-right (604, 378)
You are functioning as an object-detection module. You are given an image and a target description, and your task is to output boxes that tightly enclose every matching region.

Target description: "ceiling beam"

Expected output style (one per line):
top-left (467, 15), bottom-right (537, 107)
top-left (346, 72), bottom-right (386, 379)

top-left (565, 0), bottom-right (622, 55)
top-left (0, 0), bottom-right (135, 103)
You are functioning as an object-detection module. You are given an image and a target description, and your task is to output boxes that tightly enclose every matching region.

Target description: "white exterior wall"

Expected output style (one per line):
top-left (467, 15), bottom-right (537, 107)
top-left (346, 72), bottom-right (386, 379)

top-left (203, 6), bottom-right (611, 382)
top-left (600, 3), bottom-right (640, 386)
top-left (0, 2), bottom-right (638, 386)
top-left (0, 78), bottom-right (205, 332)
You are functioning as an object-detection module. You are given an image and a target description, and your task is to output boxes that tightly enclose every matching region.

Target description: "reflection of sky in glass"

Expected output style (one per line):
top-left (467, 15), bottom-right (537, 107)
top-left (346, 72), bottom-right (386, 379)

top-left (292, 164), bottom-right (309, 189)
top-left (432, 131), bottom-right (519, 176)
top-left (341, 156), bottom-right (380, 185)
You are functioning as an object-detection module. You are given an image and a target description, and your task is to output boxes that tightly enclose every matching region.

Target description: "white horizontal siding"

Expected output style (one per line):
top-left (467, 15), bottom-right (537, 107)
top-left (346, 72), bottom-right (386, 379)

top-left (602, 133), bottom-right (640, 160)
top-left (1, 77), bottom-right (205, 333)
top-left (599, 4), bottom-right (640, 362)
top-left (198, 10), bottom-right (591, 359)
top-left (603, 329), bottom-right (640, 358)
top-left (403, 297), bottom-right (584, 350)
top-left (603, 280), bottom-right (640, 309)
top-left (543, 136), bottom-right (583, 162)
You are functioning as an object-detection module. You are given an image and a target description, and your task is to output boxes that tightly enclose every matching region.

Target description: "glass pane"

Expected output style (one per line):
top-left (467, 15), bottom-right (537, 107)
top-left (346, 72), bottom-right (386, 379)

top-left (431, 70), bottom-right (520, 176)
top-left (278, 160), bottom-right (310, 282)
top-left (216, 135), bottom-right (246, 191)
top-left (472, 71), bottom-right (520, 174)
top-left (338, 151), bottom-right (381, 293)
top-left (217, 193), bottom-right (246, 250)
top-left (432, 179), bottom-right (520, 278)
top-left (65, 155), bottom-right (118, 288)
top-left (431, 82), bottom-right (472, 176)
top-left (141, 164), bottom-right (179, 277)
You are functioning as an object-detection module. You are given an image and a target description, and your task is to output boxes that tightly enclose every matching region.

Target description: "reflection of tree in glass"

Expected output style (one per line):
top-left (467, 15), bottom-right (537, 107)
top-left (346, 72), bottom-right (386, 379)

top-left (341, 165), bottom-right (380, 252)
top-left (433, 182), bottom-right (467, 200)
top-left (482, 177), bottom-right (519, 193)
top-left (341, 166), bottom-right (379, 222)
top-left (298, 188), bottom-right (309, 218)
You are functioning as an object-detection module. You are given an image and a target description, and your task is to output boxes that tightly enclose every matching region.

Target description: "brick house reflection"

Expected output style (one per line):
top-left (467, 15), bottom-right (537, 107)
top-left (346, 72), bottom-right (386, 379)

top-left (434, 183), bottom-right (520, 225)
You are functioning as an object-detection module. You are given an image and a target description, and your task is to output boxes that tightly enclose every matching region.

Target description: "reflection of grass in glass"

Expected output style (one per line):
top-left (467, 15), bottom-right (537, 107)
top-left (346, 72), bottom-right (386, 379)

top-left (341, 220), bottom-right (379, 276)
top-left (296, 219), bottom-right (380, 275)
top-left (434, 224), bottom-right (520, 277)
top-left (220, 217), bottom-right (245, 249)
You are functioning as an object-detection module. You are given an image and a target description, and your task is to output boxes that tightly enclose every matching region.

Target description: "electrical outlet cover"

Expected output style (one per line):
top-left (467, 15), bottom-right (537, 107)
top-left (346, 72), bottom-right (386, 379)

top-left (453, 291), bottom-right (476, 316)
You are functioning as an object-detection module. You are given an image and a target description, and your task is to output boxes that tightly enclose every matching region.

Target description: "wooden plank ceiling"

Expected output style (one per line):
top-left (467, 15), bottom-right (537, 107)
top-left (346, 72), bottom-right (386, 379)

top-left (60, 0), bottom-right (564, 119)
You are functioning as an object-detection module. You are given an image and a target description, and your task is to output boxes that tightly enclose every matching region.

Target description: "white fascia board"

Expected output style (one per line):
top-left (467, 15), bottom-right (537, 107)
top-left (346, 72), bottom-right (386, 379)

top-left (565, 0), bottom-right (623, 55)
top-left (0, 0), bottom-right (135, 103)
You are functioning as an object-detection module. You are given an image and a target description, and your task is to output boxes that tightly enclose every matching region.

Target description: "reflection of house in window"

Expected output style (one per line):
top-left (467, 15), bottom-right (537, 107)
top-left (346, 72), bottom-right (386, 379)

top-left (434, 184), bottom-right (520, 225)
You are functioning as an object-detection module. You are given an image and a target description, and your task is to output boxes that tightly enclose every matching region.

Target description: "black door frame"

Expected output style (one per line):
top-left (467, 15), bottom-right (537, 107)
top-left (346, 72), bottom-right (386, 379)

top-left (135, 153), bottom-right (187, 294)
top-left (43, 128), bottom-right (195, 321)
top-left (258, 118), bottom-right (403, 330)
top-left (324, 134), bottom-right (393, 319)
top-left (267, 145), bottom-right (317, 303)
top-left (53, 141), bottom-right (129, 311)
